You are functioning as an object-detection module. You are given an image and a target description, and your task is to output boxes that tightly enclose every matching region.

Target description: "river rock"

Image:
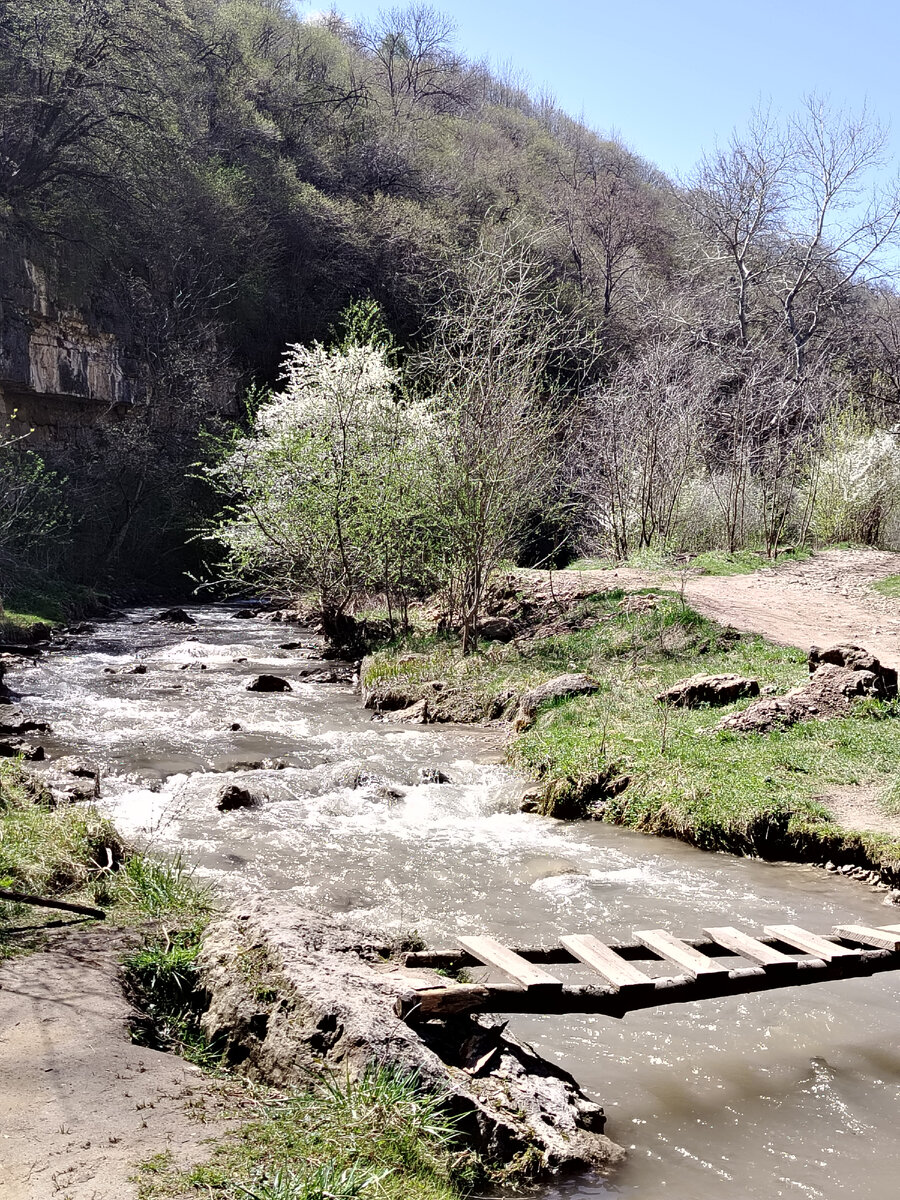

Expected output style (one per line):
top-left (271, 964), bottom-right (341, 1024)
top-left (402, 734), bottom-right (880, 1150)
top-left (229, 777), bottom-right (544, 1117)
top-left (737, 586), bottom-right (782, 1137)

top-left (417, 768), bottom-right (451, 784)
top-left (197, 904), bottom-right (624, 1179)
top-left (477, 616), bottom-right (518, 643)
top-left (34, 757), bottom-right (101, 803)
top-left (0, 737), bottom-right (44, 760)
top-left (513, 674), bottom-right (600, 731)
top-left (656, 673), bottom-right (760, 708)
top-left (0, 710), bottom-right (51, 736)
top-left (152, 607), bottom-right (196, 624)
top-left (246, 674), bottom-right (292, 692)
top-left (380, 698), bottom-right (429, 723)
top-left (216, 784), bottom-right (263, 811)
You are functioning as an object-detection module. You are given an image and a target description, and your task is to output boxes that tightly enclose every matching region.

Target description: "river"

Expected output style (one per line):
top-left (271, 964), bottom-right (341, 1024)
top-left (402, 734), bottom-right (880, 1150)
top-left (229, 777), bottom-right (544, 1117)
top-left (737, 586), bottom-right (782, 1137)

top-left (8, 605), bottom-right (900, 1199)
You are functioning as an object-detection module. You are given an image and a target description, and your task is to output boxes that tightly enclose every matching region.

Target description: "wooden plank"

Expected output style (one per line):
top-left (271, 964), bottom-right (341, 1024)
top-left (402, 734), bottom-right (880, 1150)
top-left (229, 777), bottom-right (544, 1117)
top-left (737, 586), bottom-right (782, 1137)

top-left (879, 924), bottom-right (900, 934)
top-left (633, 928), bottom-right (729, 976)
top-left (704, 926), bottom-right (798, 969)
top-left (764, 924), bottom-right (859, 961)
top-left (833, 924), bottom-right (900, 951)
top-left (458, 936), bottom-right (562, 988)
top-left (560, 934), bottom-right (654, 989)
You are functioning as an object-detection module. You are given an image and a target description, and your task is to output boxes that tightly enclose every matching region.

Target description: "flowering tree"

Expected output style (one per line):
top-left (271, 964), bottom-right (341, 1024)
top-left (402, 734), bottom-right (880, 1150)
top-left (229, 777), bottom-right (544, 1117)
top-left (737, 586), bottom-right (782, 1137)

top-left (205, 338), bottom-right (440, 635)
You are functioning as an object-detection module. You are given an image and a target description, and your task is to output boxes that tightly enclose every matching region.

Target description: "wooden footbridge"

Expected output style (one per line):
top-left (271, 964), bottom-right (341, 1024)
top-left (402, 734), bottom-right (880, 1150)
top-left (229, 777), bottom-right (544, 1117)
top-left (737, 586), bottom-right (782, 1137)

top-left (395, 921), bottom-right (900, 1022)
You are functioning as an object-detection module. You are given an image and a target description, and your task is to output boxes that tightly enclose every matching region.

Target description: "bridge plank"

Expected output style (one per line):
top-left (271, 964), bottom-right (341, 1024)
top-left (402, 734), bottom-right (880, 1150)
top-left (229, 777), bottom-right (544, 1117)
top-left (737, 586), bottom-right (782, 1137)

top-left (764, 924), bottom-right (859, 960)
top-left (458, 936), bottom-right (562, 988)
top-left (703, 926), bottom-right (798, 969)
top-left (560, 934), bottom-right (654, 989)
top-left (879, 924), bottom-right (900, 935)
top-left (834, 924), bottom-right (900, 951)
top-left (633, 929), bottom-right (729, 976)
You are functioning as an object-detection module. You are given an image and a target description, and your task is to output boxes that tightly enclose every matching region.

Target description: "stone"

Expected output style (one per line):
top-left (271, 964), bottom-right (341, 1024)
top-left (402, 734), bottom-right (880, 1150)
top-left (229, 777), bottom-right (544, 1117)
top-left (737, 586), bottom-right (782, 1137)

top-left (0, 738), bottom-right (43, 760)
top-left (0, 710), bottom-right (51, 736)
top-left (216, 784), bottom-right (263, 811)
top-left (808, 643), bottom-right (897, 698)
top-left (380, 698), bottom-right (429, 724)
top-left (37, 757), bottom-right (101, 803)
top-left (477, 616), bottom-right (518, 643)
top-left (197, 904), bottom-right (624, 1180)
top-left (716, 659), bottom-right (890, 734)
top-left (513, 674), bottom-right (600, 731)
top-left (246, 674), bottom-right (292, 693)
top-left (152, 607), bottom-right (196, 625)
top-left (417, 768), bottom-right (451, 785)
top-left (656, 673), bottom-right (760, 708)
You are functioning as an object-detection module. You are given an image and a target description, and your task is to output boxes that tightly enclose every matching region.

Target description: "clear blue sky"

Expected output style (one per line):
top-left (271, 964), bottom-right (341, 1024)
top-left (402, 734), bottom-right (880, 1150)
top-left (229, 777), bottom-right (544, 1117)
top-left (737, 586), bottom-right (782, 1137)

top-left (322, 0), bottom-right (900, 178)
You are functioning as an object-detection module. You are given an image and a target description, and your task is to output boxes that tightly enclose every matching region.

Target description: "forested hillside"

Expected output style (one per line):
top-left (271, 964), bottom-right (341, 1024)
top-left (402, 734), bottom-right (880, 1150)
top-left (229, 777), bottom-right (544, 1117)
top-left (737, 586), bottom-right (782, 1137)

top-left (2, 0), bottom-right (900, 608)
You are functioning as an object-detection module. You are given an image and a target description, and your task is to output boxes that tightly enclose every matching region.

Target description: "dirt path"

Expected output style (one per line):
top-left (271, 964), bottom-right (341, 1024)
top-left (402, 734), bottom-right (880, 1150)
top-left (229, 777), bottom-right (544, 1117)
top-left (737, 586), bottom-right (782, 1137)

top-left (530, 548), bottom-right (900, 671)
top-left (0, 929), bottom-right (238, 1199)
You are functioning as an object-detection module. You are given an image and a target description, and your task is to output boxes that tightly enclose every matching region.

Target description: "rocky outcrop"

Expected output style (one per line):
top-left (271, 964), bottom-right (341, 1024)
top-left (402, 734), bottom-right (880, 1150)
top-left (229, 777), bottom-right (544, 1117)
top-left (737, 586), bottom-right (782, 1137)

top-left (513, 674), bottom-right (600, 731)
top-left (197, 904), bottom-right (624, 1181)
top-left (656, 673), bottom-right (760, 708)
top-left (716, 645), bottom-right (895, 734)
top-left (152, 608), bottom-right (196, 625)
top-left (38, 757), bottom-right (101, 803)
top-left (216, 784), bottom-right (263, 811)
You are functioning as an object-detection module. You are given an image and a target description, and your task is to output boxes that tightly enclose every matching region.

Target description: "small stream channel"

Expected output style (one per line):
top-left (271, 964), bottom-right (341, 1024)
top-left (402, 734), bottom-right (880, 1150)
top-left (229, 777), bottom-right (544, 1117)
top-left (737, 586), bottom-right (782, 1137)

top-left (9, 605), bottom-right (900, 1199)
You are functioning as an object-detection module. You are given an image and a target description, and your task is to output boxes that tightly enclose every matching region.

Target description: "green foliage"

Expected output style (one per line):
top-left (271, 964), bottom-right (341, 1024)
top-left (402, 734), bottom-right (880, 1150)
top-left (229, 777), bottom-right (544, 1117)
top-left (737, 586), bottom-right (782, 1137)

top-left (138, 1064), bottom-right (467, 1200)
top-left (113, 852), bottom-right (212, 920)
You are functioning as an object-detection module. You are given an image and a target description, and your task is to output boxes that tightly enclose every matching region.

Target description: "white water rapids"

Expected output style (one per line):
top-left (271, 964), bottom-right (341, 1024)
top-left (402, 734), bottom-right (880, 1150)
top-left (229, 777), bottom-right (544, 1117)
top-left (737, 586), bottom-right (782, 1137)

top-left (9, 606), bottom-right (900, 1198)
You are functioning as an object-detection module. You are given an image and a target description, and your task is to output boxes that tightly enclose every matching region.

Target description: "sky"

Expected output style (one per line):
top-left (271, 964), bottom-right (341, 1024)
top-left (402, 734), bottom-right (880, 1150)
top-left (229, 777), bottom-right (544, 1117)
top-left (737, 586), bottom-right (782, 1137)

top-left (320, 0), bottom-right (900, 180)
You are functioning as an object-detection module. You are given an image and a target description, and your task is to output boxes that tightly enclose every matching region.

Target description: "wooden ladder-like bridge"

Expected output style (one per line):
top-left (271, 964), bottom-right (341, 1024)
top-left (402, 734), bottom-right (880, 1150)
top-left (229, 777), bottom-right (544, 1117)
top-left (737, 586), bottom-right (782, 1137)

top-left (395, 921), bottom-right (900, 1022)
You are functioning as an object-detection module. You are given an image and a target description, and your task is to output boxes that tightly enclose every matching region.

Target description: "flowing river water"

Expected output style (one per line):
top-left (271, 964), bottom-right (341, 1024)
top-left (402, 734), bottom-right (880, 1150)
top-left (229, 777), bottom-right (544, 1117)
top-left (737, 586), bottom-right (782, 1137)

top-left (8, 606), bottom-right (900, 1199)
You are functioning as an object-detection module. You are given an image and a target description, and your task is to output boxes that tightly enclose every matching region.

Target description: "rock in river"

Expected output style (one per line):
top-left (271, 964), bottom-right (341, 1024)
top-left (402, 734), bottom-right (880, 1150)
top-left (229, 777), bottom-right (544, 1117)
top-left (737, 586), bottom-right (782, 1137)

top-left (246, 674), bottom-right (292, 693)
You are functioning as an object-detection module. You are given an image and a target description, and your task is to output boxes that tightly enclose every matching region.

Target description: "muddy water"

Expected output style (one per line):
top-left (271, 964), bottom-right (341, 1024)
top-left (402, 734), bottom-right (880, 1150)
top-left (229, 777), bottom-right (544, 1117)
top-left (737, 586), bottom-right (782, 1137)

top-left (9, 607), bottom-right (900, 1199)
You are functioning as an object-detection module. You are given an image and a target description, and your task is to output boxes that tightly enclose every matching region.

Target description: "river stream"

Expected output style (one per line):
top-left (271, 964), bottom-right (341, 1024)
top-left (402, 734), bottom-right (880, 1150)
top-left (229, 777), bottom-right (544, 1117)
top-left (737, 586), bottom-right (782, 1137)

top-left (8, 606), bottom-right (900, 1199)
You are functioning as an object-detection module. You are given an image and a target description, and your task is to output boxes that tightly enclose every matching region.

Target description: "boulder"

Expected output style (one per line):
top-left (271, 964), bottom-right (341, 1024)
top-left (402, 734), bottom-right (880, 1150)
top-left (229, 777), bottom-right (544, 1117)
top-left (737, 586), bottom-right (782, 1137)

top-left (216, 784), bottom-right (263, 811)
top-left (476, 616), bottom-right (518, 643)
top-left (152, 607), bottom-right (196, 625)
top-left (37, 757), bottom-right (101, 803)
top-left (656, 673), bottom-right (760, 708)
top-left (246, 674), bottom-right (292, 693)
top-left (808, 643), bottom-right (897, 697)
top-left (513, 674), bottom-right (600, 731)
top-left (716, 656), bottom-right (892, 735)
top-left (417, 768), bottom-right (451, 785)
top-left (197, 904), bottom-right (624, 1181)
top-left (0, 738), bottom-right (43, 761)
top-left (380, 698), bottom-right (429, 724)
top-left (0, 710), bottom-right (50, 736)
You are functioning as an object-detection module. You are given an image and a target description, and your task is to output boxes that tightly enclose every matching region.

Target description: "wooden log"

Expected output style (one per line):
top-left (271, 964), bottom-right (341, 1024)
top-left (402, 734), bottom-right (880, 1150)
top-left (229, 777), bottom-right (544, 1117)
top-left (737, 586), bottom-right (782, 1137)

top-left (458, 936), bottom-right (562, 988)
top-left (560, 934), bottom-right (654, 989)
top-left (0, 888), bottom-right (106, 920)
top-left (395, 984), bottom-right (493, 1020)
top-left (833, 924), bottom-right (900, 951)
top-left (704, 926), bottom-right (798, 969)
top-left (764, 924), bottom-right (859, 961)
top-left (634, 929), bottom-right (730, 976)
top-left (398, 948), bottom-right (900, 1021)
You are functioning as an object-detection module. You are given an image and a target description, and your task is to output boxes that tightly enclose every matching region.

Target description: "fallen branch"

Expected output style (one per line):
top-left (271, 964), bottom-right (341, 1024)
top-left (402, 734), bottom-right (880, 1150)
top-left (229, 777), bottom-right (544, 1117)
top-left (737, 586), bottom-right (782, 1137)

top-left (0, 888), bottom-right (105, 919)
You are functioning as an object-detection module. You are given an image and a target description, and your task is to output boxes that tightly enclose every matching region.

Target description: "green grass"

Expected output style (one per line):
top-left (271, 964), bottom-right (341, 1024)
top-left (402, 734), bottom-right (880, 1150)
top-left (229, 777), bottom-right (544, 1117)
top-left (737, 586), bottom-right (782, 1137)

top-left (873, 574), bottom-right (900, 599)
top-left (0, 760), bottom-right (213, 955)
top-left (135, 1064), bottom-right (468, 1200)
top-left (367, 590), bottom-right (900, 880)
top-left (0, 580), bottom-right (102, 641)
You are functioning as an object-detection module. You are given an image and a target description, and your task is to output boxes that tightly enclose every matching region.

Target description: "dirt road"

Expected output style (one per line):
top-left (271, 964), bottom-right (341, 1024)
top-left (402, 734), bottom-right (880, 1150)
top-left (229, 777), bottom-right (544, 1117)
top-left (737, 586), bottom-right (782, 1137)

top-left (0, 930), bottom-right (238, 1199)
top-left (534, 548), bottom-right (900, 671)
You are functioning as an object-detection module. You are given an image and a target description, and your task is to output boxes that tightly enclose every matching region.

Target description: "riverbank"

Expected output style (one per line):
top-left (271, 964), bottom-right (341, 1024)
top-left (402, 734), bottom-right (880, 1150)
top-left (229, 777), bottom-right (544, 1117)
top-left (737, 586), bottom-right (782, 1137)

top-left (361, 571), bottom-right (900, 888)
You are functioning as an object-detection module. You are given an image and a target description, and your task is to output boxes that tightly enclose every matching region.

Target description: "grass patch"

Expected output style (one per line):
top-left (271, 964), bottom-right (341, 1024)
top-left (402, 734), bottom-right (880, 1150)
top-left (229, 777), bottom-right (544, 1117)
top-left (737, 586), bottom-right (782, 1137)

top-left (136, 1064), bottom-right (468, 1200)
top-left (0, 579), bottom-right (101, 641)
top-left (565, 547), bottom-right (812, 576)
top-left (0, 760), bottom-right (213, 955)
top-left (873, 574), bottom-right (900, 599)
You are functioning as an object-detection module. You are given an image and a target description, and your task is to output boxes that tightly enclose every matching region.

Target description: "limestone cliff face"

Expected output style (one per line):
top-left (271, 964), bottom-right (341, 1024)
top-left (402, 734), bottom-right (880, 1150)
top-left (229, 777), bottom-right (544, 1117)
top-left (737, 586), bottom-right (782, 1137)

top-left (0, 239), bottom-right (143, 446)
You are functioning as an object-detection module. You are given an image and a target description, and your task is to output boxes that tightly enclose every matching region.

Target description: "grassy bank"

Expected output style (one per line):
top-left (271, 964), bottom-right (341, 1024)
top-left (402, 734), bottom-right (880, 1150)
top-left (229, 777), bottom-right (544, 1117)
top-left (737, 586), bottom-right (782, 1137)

top-left (363, 589), bottom-right (900, 881)
top-left (0, 580), bottom-right (102, 641)
top-left (565, 546), bottom-right (814, 576)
